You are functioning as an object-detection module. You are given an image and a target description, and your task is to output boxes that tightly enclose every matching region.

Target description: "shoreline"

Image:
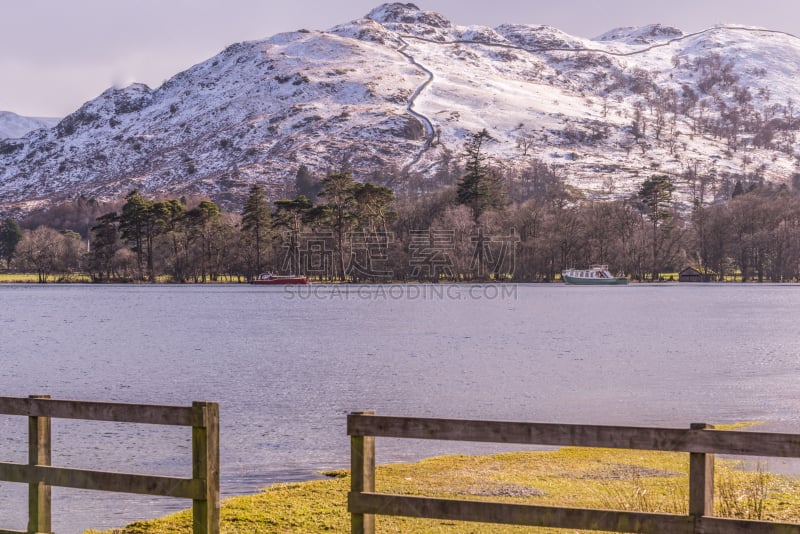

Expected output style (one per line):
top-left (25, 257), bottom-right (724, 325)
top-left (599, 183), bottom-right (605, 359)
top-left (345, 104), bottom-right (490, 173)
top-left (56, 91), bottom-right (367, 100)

top-left (1, 274), bottom-right (795, 285)
top-left (88, 444), bottom-right (800, 533)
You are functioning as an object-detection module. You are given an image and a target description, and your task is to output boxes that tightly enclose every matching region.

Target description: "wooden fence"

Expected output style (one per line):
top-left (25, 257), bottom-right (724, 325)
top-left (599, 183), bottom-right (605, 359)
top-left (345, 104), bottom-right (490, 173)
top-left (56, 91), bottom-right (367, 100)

top-left (348, 411), bottom-right (800, 534)
top-left (0, 395), bottom-right (219, 534)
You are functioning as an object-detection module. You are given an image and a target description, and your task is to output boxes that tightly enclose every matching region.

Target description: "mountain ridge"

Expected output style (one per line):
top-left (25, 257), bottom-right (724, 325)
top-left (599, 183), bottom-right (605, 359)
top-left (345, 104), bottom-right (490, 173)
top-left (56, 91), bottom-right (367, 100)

top-left (0, 111), bottom-right (60, 140)
top-left (2, 2), bottom-right (800, 216)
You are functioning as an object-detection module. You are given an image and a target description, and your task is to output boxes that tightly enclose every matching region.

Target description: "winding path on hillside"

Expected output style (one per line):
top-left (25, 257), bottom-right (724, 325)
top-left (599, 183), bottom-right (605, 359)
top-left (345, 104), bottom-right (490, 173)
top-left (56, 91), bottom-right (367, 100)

top-left (385, 25), bottom-right (800, 177)
top-left (398, 25), bottom-right (800, 59)
top-left (394, 37), bottom-right (436, 177)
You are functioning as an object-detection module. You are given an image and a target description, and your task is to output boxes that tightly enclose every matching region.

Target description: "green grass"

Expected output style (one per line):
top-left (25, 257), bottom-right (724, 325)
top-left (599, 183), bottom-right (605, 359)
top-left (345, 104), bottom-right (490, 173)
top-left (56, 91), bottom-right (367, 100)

top-left (0, 272), bottom-right (92, 283)
top-left (0, 273), bottom-right (250, 284)
top-left (89, 443), bottom-right (800, 534)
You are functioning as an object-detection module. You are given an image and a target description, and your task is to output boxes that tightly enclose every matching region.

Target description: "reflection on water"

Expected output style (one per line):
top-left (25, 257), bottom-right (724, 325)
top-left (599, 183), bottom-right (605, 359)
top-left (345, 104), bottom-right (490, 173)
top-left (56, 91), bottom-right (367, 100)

top-left (1, 283), bottom-right (799, 532)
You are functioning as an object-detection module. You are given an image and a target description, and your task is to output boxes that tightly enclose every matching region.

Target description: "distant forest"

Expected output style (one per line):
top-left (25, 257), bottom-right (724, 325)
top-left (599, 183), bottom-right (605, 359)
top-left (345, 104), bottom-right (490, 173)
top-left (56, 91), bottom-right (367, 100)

top-left (2, 130), bottom-right (800, 283)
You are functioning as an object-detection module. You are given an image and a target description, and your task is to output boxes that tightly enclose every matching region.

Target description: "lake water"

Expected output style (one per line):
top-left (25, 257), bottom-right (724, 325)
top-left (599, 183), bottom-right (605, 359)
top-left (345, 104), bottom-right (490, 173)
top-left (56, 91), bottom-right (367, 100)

top-left (1, 283), bottom-right (800, 532)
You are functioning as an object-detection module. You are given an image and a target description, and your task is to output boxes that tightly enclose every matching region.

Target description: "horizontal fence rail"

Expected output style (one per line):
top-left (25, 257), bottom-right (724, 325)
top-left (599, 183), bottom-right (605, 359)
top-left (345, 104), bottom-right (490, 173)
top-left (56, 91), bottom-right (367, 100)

top-left (348, 414), bottom-right (800, 457)
top-left (0, 396), bottom-right (197, 426)
top-left (0, 463), bottom-right (202, 498)
top-left (348, 412), bottom-right (800, 534)
top-left (0, 395), bottom-right (219, 534)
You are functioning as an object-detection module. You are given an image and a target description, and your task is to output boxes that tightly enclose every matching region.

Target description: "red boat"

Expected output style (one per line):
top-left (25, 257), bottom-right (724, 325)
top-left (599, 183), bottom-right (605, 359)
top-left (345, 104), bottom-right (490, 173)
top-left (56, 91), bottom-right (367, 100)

top-left (251, 273), bottom-right (308, 285)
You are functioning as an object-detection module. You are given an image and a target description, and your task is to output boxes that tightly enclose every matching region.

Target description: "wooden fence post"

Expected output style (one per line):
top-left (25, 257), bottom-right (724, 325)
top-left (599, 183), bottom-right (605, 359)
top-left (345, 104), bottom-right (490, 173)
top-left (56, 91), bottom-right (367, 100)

top-left (192, 401), bottom-right (220, 534)
top-left (351, 411), bottom-right (376, 534)
top-left (689, 422), bottom-right (715, 531)
top-left (28, 394), bottom-right (51, 534)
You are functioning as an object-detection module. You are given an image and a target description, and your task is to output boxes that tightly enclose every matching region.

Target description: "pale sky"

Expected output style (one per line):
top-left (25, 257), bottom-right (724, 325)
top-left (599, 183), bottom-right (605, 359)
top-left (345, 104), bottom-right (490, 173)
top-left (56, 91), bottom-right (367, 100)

top-left (2, 0), bottom-right (800, 117)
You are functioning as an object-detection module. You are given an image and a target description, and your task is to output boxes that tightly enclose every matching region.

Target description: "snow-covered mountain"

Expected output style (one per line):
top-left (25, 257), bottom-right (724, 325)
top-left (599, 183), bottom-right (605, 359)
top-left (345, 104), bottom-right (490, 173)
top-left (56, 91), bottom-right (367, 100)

top-left (3, 2), bottom-right (800, 215)
top-left (0, 111), bottom-right (59, 140)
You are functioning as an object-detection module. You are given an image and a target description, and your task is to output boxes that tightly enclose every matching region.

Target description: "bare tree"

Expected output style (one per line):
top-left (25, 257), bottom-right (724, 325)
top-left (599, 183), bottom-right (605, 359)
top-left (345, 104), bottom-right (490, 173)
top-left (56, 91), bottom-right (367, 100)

top-left (13, 227), bottom-right (77, 283)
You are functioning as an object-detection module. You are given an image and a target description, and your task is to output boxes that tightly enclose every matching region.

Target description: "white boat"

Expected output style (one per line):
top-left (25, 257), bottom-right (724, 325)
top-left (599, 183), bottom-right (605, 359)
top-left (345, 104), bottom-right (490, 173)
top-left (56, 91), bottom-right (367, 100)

top-left (562, 265), bottom-right (628, 285)
top-left (250, 272), bottom-right (308, 285)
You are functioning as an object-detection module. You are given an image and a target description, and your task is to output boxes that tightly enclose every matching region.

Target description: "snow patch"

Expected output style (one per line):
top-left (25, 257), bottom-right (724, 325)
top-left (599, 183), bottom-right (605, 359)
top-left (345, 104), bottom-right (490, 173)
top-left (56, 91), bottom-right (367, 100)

top-left (2, 7), bottom-right (800, 216)
top-left (0, 112), bottom-right (59, 139)
top-left (366, 3), bottom-right (451, 29)
top-left (594, 24), bottom-right (684, 44)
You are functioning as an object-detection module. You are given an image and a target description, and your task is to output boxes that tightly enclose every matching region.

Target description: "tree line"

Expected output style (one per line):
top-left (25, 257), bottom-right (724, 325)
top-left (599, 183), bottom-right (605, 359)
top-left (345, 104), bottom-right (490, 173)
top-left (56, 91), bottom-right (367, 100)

top-left (3, 130), bottom-right (800, 283)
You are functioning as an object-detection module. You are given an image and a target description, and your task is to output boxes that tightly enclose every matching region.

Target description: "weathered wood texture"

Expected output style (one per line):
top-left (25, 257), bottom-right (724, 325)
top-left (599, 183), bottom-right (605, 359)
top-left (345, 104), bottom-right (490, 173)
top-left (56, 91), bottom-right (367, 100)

top-left (348, 414), bottom-right (800, 457)
top-left (192, 401), bottom-right (220, 534)
top-left (27, 394), bottom-right (51, 534)
top-left (0, 463), bottom-right (202, 497)
top-left (0, 396), bottom-right (195, 426)
top-left (350, 493), bottom-right (694, 533)
top-left (0, 396), bottom-right (219, 534)
top-left (348, 412), bottom-right (800, 534)
top-left (349, 494), bottom-right (800, 534)
top-left (350, 411), bottom-right (375, 534)
top-left (696, 517), bottom-right (800, 534)
top-left (689, 422), bottom-right (715, 522)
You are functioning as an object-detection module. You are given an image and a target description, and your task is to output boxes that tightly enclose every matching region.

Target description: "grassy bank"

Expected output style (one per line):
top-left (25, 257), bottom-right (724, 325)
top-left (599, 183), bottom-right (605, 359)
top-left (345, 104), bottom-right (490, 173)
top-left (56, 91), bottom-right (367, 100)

top-left (0, 272), bottom-right (92, 283)
top-left (0, 273), bottom-right (246, 283)
top-left (90, 445), bottom-right (800, 533)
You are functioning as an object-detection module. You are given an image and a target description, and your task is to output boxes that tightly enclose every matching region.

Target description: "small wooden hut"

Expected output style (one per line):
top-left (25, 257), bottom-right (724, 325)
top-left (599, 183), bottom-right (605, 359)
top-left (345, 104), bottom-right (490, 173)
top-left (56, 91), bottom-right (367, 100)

top-left (678, 266), bottom-right (715, 282)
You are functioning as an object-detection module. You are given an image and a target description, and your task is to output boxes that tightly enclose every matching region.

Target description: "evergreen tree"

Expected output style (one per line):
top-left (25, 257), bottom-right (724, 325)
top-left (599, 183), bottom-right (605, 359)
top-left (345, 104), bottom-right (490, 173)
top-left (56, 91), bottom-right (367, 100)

top-left (273, 196), bottom-right (313, 275)
top-left (354, 183), bottom-right (395, 234)
top-left (0, 217), bottom-right (23, 268)
top-left (732, 180), bottom-right (745, 198)
top-left (307, 172), bottom-right (359, 279)
top-left (88, 212), bottom-right (119, 281)
top-left (241, 184), bottom-right (272, 277)
top-left (187, 200), bottom-right (222, 282)
top-left (153, 199), bottom-right (188, 282)
top-left (638, 175), bottom-right (675, 228)
top-left (118, 190), bottom-right (159, 281)
top-left (295, 165), bottom-right (321, 202)
top-left (456, 129), bottom-right (504, 221)
top-left (638, 175), bottom-right (676, 279)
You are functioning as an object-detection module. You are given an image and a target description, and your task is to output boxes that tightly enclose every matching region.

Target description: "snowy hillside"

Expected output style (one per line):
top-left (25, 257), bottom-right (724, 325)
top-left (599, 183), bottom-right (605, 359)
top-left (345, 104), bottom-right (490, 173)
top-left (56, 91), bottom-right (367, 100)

top-left (0, 111), bottom-right (59, 140)
top-left (2, 2), bottom-right (800, 215)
